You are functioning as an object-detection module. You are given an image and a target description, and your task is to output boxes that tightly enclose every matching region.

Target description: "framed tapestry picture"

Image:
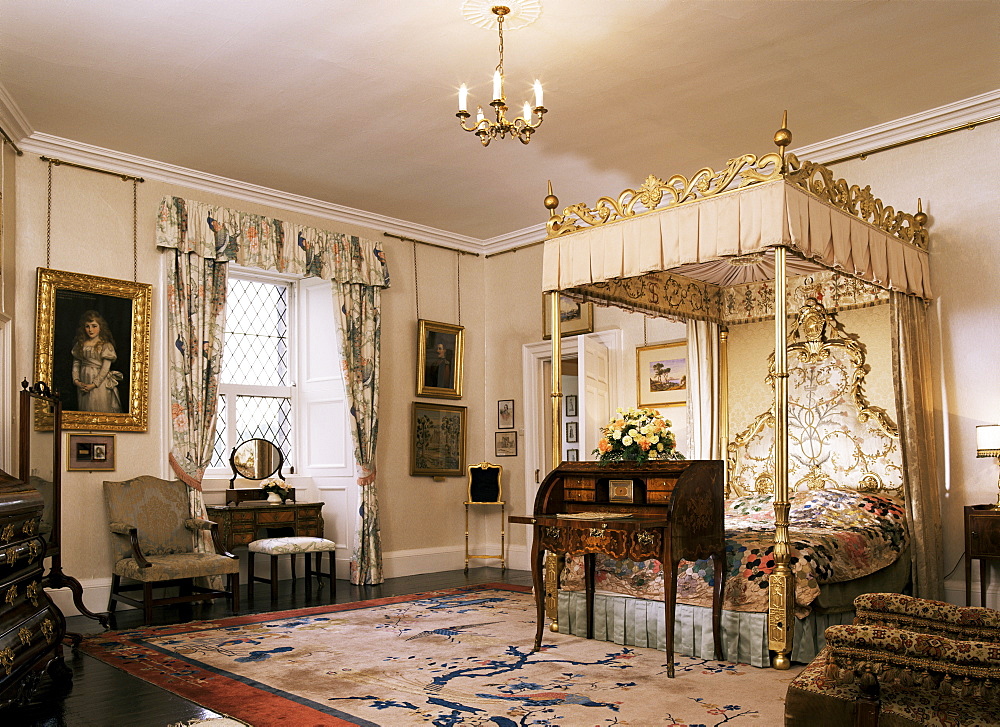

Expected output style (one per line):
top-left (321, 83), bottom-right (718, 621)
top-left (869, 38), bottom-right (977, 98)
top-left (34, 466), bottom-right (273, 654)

top-left (66, 433), bottom-right (117, 471)
top-left (497, 399), bottom-right (514, 429)
top-left (542, 294), bottom-right (594, 339)
top-left (34, 268), bottom-right (152, 431)
top-left (495, 431), bottom-right (517, 457)
top-left (416, 319), bottom-right (464, 399)
top-left (636, 340), bottom-right (688, 408)
top-left (411, 402), bottom-right (467, 477)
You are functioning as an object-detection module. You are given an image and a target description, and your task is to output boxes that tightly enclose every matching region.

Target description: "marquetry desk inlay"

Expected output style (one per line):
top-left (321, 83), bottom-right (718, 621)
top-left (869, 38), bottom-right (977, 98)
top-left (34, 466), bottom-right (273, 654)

top-left (510, 460), bottom-right (726, 678)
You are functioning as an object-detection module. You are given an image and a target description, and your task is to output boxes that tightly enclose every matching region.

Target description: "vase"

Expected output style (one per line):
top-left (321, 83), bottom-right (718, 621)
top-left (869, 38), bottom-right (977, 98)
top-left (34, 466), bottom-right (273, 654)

top-left (266, 491), bottom-right (283, 505)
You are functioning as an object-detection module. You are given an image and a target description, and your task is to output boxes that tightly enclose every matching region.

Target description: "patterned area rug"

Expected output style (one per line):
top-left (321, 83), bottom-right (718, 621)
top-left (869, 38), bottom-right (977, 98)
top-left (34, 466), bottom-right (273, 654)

top-left (81, 585), bottom-right (801, 726)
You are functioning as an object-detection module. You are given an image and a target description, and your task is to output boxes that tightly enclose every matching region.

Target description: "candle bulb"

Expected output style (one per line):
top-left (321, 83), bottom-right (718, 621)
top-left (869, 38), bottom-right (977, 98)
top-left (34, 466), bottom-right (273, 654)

top-left (476, 106), bottom-right (484, 123)
top-left (458, 84), bottom-right (468, 112)
top-left (534, 79), bottom-right (543, 108)
top-left (523, 102), bottom-right (531, 121)
top-left (493, 70), bottom-right (502, 101)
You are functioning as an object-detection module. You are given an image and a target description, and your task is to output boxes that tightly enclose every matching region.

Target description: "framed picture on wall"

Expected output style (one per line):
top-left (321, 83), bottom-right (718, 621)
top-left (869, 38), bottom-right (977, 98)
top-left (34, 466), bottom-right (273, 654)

top-left (565, 394), bottom-right (578, 417)
top-left (66, 433), bottom-right (117, 471)
top-left (636, 340), bottom-right (688, 408)
top-left (498, 399), bottom-right (515, 429)
top-left (34, 268), bottom-right (152, 431)
top-left (495, 431), bottom-right (517, 457)
top-left (565, 421), bottom-right (578, 443)
top-left (542, 294), bottom-right (594, 339)
top-left (566, 448), bottom-right (579, 462)
top-left (411, 402), bottom-right (466, 477)
top-left (416, 319), bottom-right (464, 399)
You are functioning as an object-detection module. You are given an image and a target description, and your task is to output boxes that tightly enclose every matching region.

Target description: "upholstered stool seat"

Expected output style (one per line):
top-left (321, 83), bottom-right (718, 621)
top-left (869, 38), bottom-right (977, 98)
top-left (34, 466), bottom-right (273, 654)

top-left (247, 536), bottom-right (337, 602)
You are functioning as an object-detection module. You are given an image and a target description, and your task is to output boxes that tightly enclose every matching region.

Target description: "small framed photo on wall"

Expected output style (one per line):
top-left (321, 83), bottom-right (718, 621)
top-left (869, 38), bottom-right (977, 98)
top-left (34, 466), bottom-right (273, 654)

top-left (566, 448), bottom-right (579, 462)
top-left (565, 421), bottom-right (578, 443)
top-left (495, 431), bottom-right (517, 457)
top-left (498, 399), bottom-right (515, 429)
top-left (565, 394), bottom-right (577, 417)
top-left (67, 433), bottom-right (117, 471)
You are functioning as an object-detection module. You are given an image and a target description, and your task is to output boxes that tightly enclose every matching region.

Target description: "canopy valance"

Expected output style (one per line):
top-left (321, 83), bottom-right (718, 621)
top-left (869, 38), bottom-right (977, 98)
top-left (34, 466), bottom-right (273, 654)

top-left (543, 172), bottom-right (931, 303)
top-left (156, 196), bottom-right (390, 288)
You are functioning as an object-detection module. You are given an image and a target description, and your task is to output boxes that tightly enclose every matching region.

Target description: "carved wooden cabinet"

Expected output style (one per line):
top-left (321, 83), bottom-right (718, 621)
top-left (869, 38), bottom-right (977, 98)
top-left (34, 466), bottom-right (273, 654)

top-left (965, 504), bottom-right (1000, 607)
top-left (0, 483), bottom-right (67, 708)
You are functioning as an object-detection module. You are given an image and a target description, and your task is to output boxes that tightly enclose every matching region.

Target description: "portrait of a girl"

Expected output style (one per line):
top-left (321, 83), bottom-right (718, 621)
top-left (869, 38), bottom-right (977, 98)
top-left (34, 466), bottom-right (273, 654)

top-left (71, 309), bottom-right (123, 413)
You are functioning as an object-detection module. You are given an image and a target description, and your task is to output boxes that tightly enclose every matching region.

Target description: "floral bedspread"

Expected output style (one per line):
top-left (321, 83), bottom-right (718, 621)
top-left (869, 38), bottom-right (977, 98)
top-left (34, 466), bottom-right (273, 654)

top-left (560, 488), bottom-right (908, 615)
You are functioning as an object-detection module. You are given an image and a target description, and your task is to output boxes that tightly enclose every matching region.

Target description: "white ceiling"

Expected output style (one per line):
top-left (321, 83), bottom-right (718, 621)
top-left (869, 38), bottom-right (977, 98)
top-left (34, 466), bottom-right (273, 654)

top-left (1, 0), bottom-right (998, 244)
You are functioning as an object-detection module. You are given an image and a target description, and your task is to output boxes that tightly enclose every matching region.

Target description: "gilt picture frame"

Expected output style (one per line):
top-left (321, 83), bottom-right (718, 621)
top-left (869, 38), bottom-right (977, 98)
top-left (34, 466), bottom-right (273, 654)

top-left (416, 319), bottom-right (464, 399)
top-left (411, 402), bottom-right (467, 477)
top-left (34, 268), bottom-right (151, 431)
top-left (543, 294), bottom-right (594, 339)
top-left (636, 340), bottom-right (688, 408)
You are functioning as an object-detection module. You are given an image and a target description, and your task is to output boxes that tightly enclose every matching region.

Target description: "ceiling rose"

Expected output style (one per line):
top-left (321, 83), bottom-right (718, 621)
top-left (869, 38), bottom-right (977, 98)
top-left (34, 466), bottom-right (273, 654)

top-left (461, 0), bottom-right (542, 30)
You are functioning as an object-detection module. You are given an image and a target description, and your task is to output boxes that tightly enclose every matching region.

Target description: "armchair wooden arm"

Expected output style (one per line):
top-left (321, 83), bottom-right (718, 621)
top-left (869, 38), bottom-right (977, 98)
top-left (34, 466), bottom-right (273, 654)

top-left (184, 517), bottom-right (237, 560)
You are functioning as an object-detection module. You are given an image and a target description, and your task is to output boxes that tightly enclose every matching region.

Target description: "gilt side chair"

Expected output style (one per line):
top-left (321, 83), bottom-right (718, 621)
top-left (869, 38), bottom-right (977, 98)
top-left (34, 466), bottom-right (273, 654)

top-left (103, 476), bottom-right (240, 625)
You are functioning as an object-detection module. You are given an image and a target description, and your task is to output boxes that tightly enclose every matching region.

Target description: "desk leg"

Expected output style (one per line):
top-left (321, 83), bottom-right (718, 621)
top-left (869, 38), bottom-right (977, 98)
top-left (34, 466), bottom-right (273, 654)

top-left (966, 553), bottom-right (972, 607)
top-left (981, 557), bottom-right (989, 608)
top-left (584, 552), bottom-right (595, 640)
top-left (712, 550), bottom-right (725, 661)
top-left (663, 539), bottom-right (677, 679)
top-left (531, 525), bottom-right (546, 652)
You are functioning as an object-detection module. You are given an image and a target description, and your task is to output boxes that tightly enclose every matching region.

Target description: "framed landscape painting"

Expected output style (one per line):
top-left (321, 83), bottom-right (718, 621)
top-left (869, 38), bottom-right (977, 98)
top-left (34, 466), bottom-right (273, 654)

top-left (411, 402), bottom-right (467, 477)
top-left (34, 268), bottom-right (151, 431)
top-left (636, 340), bottom-right (688, 408)
top-left (542, 294), bottom-right (594, 339)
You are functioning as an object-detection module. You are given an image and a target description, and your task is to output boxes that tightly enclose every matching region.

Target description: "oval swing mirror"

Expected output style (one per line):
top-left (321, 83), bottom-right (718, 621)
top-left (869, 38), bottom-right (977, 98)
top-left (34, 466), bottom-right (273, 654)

top-left (229, 438), bottom-right (284, 485)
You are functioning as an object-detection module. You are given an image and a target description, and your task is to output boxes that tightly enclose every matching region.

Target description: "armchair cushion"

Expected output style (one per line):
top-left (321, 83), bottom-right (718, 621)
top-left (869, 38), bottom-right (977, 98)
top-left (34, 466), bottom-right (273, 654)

top-left (113, 552), bottom-right (240, 582)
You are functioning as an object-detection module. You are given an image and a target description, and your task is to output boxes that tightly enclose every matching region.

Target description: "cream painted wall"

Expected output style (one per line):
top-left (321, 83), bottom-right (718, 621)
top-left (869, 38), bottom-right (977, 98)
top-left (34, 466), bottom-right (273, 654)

top-left (8, 154), bottom-right (488, 612)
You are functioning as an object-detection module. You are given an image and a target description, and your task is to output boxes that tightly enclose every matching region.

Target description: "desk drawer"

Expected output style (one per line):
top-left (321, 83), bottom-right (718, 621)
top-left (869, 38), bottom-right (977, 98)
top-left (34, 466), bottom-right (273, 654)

top-left (565, 489), bottom-right (595, 502)
top-left (257, 511), bottom-right (296, 525)
top-left (231, 511), bottom-right (256, 523)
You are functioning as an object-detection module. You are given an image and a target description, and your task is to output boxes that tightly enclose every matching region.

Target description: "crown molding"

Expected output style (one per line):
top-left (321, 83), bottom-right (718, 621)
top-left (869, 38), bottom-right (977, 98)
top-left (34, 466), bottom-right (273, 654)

top-left (0, 81), bottom-right (32, 144)
top-left (16, 133), bottom-right (487, 254)
top-left (792, 88), bottom-right (1000, 164)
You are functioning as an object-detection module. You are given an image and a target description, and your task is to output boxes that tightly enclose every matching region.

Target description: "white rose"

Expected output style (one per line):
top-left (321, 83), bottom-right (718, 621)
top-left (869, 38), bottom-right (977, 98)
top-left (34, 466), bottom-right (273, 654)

top-left (657, 443), bottom-right (664, 451)
top-left (650, 435), bottom-right (660, 444)
top-left (628, 428), bottom-right (638, 438)
top-left (622, 435), bottom-right (633, 446)
top-left (612, 430), bottom-right (622, 440)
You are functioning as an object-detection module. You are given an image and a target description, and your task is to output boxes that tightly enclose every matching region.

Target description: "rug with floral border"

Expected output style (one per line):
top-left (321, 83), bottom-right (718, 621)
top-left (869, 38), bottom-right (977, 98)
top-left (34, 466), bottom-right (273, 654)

top-left (79, 584), bottom-right (802, 726)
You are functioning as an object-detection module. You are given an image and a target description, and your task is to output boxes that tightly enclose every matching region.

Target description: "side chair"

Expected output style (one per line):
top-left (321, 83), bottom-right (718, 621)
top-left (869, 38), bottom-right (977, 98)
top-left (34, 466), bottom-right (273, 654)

top-left (103, 476), bottom-right (240, 625)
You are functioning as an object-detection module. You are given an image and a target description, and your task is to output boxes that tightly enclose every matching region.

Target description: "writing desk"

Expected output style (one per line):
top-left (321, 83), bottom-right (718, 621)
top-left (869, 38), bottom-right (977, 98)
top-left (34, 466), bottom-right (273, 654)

top-left (207, 501), bottom-right (325, 552)
top-left (510, 460), bottom-right (725, 678)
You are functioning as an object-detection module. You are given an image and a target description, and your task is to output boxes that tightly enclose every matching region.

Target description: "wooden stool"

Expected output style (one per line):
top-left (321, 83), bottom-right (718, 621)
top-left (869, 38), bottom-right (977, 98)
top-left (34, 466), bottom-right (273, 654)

top-left (247, 536), bottom-right (337, 602)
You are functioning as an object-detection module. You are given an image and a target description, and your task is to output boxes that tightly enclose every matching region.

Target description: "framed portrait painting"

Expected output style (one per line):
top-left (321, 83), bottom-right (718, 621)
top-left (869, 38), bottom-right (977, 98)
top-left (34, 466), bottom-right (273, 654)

top-left (416, 319), bottom-right (464, 399)
top-left (495, 431), bottom-right (517, 457)
top-left (411, 402), bottom-right (466, 477)
top-left (66, 433), bottom-right (117, 471)
top-left (497, 399), bottom-right (514, 429)
top-left (34, 268), bottom-right (152, 431)
top-left (542, 294), bottom-right (594, 339)
top-left (636, 340), bottom-right (688, 408)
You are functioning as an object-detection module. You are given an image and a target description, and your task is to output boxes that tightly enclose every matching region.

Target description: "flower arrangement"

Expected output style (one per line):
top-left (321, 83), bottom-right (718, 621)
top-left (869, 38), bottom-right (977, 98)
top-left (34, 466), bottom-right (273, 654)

top-left (260, 478), bottom-right (290, 501)
top-left (593, 406), bottom-right (685, 464)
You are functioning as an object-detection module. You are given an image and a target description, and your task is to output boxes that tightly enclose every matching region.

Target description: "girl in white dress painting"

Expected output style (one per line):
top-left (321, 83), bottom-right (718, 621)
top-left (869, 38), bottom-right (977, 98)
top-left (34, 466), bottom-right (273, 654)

top-left (71, 310), bottom-right (123, 413)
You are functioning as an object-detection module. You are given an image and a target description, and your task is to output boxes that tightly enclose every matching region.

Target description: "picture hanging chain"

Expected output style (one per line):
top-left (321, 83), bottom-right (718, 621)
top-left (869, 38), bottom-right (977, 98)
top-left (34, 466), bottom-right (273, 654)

top-left (45, 160), bottom-right (53, 268)
top-left (456, 251), bottom-right (462, 327)
top-left (132, 179), bottom-right (138, 282)
top-left (643, 315), bottom-right (648, 346)
top-left (412, 239), bottom-right (421, 320)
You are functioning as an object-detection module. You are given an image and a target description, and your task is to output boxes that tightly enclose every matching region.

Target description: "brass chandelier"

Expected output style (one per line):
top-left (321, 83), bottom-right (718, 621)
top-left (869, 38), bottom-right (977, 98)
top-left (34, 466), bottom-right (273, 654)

top-left (457, 5), bottom-right (546, 146)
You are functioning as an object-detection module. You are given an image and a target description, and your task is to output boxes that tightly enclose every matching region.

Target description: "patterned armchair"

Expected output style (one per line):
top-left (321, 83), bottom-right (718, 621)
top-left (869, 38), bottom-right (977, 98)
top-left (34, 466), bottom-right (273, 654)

top-left (103, 476), bottom-right (240, 625)
top-left (785, 593), bottom-right (1000, 726)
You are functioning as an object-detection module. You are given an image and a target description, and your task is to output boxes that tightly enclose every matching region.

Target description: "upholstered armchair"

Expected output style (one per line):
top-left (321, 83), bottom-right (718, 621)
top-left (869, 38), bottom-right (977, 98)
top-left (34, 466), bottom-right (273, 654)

top-left (103, 476), bottom-right (240, 625)
top-left (785, 593), bottom-right (1000, 726)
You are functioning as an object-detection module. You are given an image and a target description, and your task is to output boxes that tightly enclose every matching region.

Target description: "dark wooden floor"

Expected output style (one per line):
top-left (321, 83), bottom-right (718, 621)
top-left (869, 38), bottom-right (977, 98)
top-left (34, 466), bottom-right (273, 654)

top-left (4, 567), bottom-right (532, 726)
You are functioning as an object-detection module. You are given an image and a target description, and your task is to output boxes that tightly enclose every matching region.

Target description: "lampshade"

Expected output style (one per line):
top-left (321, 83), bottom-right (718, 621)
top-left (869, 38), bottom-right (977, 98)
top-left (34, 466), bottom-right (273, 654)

top-left (976, 424), bottom-right (1000, 457)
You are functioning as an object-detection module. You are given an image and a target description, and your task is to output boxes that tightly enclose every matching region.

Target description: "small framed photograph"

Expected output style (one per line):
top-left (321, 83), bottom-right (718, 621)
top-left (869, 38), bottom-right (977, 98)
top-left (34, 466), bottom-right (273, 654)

top-left (636, 340), bottom-right (688, 408)
top-left (67, 433), bottom-right (117, 471)
top-left (565, 421), bottom-right (578, 443)
top-left (566, 448), bottom-right (579, 462)
top-left (543, 294), bottom-right (594, 339)
top-left (417, 319), bottom-right (464, 399)
top-left (565, 394), bottom-right (577, 417)
top-left (411, 402), bottom-right (466, 477)
top-left (498, 399), bottom-right (515, 429)
top-left (609, 479), bottom-right (634, 503)
top-left (495, 431), bottom-right (517, 457)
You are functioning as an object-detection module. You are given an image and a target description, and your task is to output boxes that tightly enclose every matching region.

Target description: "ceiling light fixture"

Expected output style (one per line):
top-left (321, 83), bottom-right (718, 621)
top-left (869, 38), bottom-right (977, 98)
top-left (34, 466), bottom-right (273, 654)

top-left (457, 3), bottom-right (546, 146)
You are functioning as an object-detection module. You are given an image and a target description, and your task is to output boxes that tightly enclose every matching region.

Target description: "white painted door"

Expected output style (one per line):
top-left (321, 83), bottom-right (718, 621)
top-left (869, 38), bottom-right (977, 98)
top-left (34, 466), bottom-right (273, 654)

top-left (578, 333), bottom-right (612, 461)
top-left (296, 278), bottom-right (356, 579)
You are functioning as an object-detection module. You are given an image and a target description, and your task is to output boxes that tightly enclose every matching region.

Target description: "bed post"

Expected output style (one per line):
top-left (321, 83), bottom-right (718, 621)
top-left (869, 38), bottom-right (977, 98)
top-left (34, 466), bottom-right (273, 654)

top-left (720, 328), bottom-right (729, 495)
top-left (769, 245), bottom-right (794, 669)
top-left (546, 289), bottom-right (564, 629)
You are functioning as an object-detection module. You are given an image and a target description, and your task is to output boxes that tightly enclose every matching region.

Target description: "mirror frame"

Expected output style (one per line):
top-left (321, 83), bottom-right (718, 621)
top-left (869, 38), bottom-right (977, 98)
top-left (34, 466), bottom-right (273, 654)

top-left (228, 438), bottom-right (284, 488)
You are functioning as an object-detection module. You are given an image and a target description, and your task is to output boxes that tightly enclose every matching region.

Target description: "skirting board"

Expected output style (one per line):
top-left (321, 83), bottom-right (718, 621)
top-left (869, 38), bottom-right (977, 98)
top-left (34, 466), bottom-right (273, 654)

top-left (943, 577), bottom-right (999, 610)
top-left (381, 544), bottom-right (527, 579)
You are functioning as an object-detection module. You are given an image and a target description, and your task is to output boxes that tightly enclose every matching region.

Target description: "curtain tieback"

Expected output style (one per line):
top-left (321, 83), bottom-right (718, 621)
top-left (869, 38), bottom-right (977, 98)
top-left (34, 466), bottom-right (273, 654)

top-left (358, 464), bottom-right (377, 487)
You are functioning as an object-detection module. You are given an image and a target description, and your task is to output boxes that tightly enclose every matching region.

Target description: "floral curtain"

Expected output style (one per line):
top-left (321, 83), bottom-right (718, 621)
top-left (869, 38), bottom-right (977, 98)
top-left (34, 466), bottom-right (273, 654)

top-left (891, 292), bottom-right (944, 600)
top-left (157, 197), bottom-right (391, 582)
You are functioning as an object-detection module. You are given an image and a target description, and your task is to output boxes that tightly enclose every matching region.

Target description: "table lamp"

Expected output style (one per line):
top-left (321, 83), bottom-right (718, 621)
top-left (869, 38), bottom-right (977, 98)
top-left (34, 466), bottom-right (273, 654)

top-left (976, 424), bottom-right (1000, 507)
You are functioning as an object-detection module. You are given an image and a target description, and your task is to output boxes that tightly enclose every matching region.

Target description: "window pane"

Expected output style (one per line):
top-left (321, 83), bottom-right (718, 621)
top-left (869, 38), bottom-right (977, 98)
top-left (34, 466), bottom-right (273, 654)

top-left (223, 278), bottom-right (289, 386)
top-left (235, 395), bottom-right (293, 469)
top-left (210, 394), bottom-right (228, 468)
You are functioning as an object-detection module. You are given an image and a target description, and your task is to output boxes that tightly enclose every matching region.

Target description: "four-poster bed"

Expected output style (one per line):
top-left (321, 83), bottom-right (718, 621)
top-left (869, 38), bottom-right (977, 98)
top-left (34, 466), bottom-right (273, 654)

top-left (538, 118), bottom-right (941, 669)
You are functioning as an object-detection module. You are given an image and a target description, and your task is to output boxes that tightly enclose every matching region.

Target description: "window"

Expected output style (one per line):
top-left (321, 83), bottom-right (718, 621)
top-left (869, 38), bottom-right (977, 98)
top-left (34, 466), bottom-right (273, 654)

top-left (211, 275), bottom-right (295, 471)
